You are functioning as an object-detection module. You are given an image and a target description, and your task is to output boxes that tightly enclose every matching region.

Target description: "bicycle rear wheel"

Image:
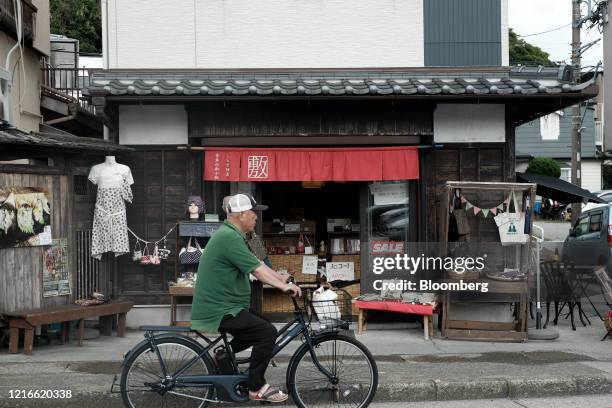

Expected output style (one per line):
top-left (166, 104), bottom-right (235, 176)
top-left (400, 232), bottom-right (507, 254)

top-left (120, 336), bottom-right (215, 408)
top-left (288, 334), bottom-right (378, 408)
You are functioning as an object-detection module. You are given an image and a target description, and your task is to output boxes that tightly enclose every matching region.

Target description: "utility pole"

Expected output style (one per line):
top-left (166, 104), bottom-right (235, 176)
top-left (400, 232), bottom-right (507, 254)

top-left (570, 0), bottom-right (582, 225)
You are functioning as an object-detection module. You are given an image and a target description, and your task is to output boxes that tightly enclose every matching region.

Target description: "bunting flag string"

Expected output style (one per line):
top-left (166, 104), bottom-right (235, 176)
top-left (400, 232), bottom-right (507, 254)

top-left (459, 195), bottom-right (509, 218)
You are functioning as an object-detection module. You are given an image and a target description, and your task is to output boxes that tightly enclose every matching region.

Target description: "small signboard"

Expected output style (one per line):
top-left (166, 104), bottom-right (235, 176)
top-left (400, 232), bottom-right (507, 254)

top-left (325, 262), bottom-right (354, 282)
top-left (301, 256), bottom-right (318, 275)
top-left (371, 240), bottom-right (405, 254)
top-left (43, 238), bottom-right (70, 297)
top-left (178, 222), bottom-right (221, 237)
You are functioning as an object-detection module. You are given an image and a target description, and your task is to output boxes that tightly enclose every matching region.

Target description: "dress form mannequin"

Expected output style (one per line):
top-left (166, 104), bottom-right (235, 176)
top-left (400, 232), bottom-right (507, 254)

top-left (89, 156), bottom-right (134, 188)
top-left (89, 156), bottom-right (134, 259)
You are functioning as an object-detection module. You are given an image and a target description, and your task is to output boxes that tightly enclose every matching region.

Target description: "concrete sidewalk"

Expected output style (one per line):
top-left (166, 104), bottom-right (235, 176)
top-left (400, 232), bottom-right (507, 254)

top-left (1, 317), bottom-right (611, 407)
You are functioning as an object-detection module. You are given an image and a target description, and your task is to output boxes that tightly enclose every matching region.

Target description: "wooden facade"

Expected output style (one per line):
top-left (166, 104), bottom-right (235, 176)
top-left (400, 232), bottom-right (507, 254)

top-left (112, 149), bottom-right (197, 304)
top-left (107, 100), bottom-right (516, 303)
top-left (0, 171), bottom-right (73, 314)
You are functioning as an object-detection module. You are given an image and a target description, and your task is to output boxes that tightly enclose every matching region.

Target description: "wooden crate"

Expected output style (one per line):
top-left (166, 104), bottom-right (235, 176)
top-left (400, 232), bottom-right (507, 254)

top-left (341, 283), bottom-right (361, 315)
top-left (268, 254), bottom-right (318, 282)
top-left (262, 289), bottom-right (295, 313)
top-left (330, 255), bottom-right (361, 280)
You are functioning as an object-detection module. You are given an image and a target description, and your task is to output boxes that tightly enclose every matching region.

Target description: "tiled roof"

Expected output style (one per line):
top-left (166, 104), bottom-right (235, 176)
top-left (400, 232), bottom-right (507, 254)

top-left (85, 68), bottom-right (594, 98)
top-left (0, 126), bottom-right (133, 152)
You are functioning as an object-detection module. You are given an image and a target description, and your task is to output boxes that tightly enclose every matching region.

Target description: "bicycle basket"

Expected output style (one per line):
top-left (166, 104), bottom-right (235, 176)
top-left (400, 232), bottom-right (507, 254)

top-left (309, 287), bottom-right (353, 329)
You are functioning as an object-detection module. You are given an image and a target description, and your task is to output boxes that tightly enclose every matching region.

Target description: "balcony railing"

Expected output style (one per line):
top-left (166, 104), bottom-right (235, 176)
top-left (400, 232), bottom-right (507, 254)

top-left (595, 120), bottom-right (603, 147)
top-left (41, 66), bottom-right (99, 115)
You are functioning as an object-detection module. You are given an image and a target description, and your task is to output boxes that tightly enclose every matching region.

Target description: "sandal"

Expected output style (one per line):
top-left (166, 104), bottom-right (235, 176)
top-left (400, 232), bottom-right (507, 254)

top-left (250, 384), bottom-right (289, 403)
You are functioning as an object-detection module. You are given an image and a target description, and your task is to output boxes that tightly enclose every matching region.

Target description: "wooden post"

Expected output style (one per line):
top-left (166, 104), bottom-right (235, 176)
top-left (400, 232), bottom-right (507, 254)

top-left (9, 326), bottom-right (19, 354)
top-left (60, 322), bottom-right (70, 344)
top-left (117, 313), bottom-right (127, 337)
top-left (423, 315), bottom-right (430, 340)
top-left (24, 328), bottom-right (34, 355)
top-left (357, 309), bottom-right (364, 335)
top-left (78, 319), bottom-right (85, 346)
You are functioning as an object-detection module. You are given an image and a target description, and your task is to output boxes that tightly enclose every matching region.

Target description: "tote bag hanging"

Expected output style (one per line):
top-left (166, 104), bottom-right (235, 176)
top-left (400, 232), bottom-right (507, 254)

top-left (179, 237), bottom-right (203, 265)
top-left (494, 191), bottom-right (528, 246)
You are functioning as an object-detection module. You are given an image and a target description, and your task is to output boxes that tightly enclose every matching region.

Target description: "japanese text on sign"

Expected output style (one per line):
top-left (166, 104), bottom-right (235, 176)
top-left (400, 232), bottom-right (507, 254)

top-left (302, 256), bottom-right (318, 275)
top-left (325, 262), bottom-right (354, 281)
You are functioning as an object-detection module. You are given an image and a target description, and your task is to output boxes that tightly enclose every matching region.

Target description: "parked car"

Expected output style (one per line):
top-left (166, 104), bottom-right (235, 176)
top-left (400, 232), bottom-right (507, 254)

top-left (583, 190), bottom-right (612, 212)
top-left (562, 203), bottom-right (612, 275)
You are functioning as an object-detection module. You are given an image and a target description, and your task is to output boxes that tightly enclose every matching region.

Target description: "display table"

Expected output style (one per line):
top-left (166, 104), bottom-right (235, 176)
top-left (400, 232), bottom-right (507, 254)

top-left (169, 286), bottom-right (194, 326)
top-left (3, 300), bottom-right (133, 355)
top-left (353, 300), bottom-right (438, 340)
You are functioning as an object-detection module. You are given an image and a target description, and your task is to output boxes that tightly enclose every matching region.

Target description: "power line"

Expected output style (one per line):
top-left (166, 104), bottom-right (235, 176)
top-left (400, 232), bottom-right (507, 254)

top-left (517, 23), bottom-right (572, 37)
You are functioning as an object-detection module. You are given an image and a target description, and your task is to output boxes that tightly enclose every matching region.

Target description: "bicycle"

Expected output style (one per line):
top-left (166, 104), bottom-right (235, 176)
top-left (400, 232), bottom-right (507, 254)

top-left (114, 283), bottom-right (378, 407)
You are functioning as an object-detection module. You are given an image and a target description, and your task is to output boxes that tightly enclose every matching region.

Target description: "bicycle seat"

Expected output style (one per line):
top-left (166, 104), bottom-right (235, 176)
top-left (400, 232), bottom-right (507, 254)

top-left (139, 325), bottom-right (193, 332)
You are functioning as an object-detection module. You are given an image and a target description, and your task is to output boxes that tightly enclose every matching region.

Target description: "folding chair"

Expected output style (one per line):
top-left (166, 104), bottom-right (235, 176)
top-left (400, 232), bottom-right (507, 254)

top-left (593, 266), bottom-right (612, 341)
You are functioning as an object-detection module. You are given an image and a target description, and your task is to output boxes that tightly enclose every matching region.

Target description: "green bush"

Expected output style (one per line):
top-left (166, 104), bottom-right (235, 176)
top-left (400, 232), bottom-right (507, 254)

top-left (526, 157), bottom-right (561, 178)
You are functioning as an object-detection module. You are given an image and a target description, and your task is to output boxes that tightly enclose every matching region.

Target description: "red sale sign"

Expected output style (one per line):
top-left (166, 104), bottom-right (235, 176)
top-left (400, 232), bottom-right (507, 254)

top-left (371, 241), bottom-right (405, 254)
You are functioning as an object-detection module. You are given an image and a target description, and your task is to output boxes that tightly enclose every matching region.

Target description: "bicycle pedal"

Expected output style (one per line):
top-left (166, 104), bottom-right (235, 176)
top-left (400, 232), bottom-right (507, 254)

top-left (259, 401), bottom-right (272, 405)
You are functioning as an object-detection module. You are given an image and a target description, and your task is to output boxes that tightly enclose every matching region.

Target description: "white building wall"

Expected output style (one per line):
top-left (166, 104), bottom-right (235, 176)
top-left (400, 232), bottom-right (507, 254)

top-left (604, 8), bottom-right (611, 151)
top-left (434, 104), bottom-right (506, 143)
top-left (104, 0), bottom-right (424, 69)
top-left (119, 105), bottom-right (188, 145)
top-left (581, 160), bottom-right (602, 192)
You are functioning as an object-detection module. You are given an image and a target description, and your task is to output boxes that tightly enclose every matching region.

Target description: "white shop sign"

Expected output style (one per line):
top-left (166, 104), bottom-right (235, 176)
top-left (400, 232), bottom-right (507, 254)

top-left (301, 256), bottom-right (318, 275)
top-left (325, 262), bottom-right (355, 281)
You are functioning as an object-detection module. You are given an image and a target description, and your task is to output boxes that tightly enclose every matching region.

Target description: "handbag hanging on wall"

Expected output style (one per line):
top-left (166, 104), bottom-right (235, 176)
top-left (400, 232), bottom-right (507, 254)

top-left (179, 237), bottom-right (203, 265)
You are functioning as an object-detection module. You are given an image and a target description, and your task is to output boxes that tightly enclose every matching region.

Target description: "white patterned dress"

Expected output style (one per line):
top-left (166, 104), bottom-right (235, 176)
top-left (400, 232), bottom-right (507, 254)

top-left (89, 163), bottom-right (134, 260)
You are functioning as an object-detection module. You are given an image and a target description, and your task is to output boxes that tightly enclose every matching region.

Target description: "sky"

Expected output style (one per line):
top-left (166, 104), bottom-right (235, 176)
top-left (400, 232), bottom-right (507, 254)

top-left (508, 0), bottom-right (604, 68)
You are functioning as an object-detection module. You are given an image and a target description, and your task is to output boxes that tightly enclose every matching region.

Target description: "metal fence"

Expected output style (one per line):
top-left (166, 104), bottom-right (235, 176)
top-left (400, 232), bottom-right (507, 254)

top-left (41, 66), bottom-right (98, 115)
top-left (75, 229), bottom-right (100, 300)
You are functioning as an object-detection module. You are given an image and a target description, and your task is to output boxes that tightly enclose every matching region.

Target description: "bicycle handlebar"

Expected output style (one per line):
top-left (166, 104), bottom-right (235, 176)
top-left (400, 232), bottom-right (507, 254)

top-left (286, 276), bottom-right (301, 311)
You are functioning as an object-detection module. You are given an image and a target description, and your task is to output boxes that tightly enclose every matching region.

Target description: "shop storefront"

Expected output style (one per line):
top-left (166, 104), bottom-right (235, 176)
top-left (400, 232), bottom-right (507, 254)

top-left (84, 67), bottom-right (597, 325)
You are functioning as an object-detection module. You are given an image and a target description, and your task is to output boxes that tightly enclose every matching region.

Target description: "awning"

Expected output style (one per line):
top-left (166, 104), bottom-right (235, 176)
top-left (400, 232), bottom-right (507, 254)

top-left (516, 172), bottom-right (605, 203)
top-left (0, 126), bottom-right (133, 153)
top-left (204, 146), bottom-right (419, 182)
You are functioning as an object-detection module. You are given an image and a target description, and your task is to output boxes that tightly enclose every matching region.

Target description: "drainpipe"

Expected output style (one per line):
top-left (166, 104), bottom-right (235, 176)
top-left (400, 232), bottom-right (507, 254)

top-left (44, 103), bottom-right (77, 125)
top-left (2, 0), bottom-right (24, 125)
top-left (45, 113), bottom-right (77, 125)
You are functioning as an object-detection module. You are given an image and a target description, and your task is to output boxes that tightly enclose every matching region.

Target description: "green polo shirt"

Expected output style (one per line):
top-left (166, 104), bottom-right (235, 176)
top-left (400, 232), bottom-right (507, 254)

top-left (190, 220), bottom-right (261, 332)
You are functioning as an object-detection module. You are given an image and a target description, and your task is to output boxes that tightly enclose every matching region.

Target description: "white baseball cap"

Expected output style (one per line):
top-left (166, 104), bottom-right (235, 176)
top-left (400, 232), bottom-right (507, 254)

top-left (227, 193), bottom-right (268, 212)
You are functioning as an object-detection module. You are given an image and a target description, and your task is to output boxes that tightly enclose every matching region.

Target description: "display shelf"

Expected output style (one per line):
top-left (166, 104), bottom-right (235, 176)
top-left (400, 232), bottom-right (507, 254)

top-left (439, 181), bottom-right (536, 342)
top-left (171, 220), bottom-right (221, 325)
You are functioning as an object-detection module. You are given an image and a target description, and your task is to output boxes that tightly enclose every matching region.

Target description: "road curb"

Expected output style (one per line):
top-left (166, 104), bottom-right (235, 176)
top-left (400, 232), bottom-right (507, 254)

top-left (373, 375), bottom-right (612, 402)
top-left (2, 375), bottom-right (611, 407)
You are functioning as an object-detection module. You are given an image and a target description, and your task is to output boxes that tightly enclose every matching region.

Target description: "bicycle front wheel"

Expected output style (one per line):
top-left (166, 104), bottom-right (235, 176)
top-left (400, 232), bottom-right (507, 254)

top-left (288, 334), bottom-right (378, 408)
top-left (120, 336), bottom-right (215, 408)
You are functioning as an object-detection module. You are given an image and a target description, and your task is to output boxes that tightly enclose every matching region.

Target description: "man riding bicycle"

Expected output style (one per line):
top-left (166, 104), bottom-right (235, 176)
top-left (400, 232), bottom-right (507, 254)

top-left (191, 193), bottom-right (302, 403)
